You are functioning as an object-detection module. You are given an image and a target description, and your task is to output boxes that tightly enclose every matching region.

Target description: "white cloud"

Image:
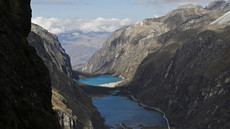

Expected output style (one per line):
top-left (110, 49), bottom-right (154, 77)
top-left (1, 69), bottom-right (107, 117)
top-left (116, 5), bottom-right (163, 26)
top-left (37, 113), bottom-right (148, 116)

top-left (32, 1), bottom-right (74, 5)
top-left (32, 0), bottom-right (90, 6)
top-left (32, 17), bottom-right (132, 34)
top-left (32, 17), bottom-right (73, 34)
top-left (73, 32), bottom-right (80, 37)
top-left (154, 15), bottom-right (159, 18)
top-left (133, 0), bottom-right (215, 6)
top-left (79, 17), bottom-right (131, 33)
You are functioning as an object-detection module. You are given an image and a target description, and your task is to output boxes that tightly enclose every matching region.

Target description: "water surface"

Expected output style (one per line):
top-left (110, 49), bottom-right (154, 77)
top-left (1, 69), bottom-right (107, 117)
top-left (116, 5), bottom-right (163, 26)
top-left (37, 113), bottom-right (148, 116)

top-left (78, 75), bottom-right (167, 128)
top-left (93, 95), bottom-right (167, 128)
top-left (78, 75), bottom-right (122, 85)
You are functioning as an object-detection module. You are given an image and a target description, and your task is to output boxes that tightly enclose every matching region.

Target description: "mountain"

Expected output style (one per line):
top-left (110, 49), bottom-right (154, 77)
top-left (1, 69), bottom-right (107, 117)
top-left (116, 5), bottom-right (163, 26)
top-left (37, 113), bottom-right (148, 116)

top-left (129, 24), bottom-right (230, 129)
top-left (27, 24), bottom-right (106, 129)
top-left (206, 0), bottom-right (230, 11)
top-left (58, 31), bottom-right (111, 68)
top-left (81, 2), bottom-right (229, 80)
top-left (81, 0), bottom-right (230, 129)
top-left (0, 1), bottom-right (60, 129)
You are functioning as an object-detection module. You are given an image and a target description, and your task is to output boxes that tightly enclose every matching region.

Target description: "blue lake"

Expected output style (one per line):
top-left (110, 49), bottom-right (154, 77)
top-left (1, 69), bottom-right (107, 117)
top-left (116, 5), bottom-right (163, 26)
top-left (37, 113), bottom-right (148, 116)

top-left (78, 75), bottom-right (167, 128)
top-left (78, 75), bottom-right (122, 85)
top-left (93, 95), bottom-right (167, 128)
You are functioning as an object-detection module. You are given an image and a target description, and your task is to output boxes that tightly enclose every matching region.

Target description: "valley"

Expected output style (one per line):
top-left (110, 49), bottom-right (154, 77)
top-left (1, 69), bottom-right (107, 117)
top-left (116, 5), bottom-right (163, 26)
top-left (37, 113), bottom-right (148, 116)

top-left (1, 0), bottom-right (230, 129)
top-left (73, 1), bottom-right (230, 129)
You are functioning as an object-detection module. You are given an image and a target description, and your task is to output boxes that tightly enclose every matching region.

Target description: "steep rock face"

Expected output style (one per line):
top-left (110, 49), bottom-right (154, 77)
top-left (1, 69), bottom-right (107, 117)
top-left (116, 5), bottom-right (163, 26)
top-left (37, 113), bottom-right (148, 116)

top-left (0, 1), bottom-right (60, 129)
top-left (129, 26), bottom-right (230, 129)
top-left (81, 4), bottom-right (224, 79)
top-left (27, 24), bottom-right (105, 129)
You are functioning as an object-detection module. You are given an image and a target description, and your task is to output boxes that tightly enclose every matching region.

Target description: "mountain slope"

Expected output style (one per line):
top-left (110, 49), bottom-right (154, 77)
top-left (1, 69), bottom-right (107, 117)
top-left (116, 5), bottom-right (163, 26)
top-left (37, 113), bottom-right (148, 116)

top-left (129, 25), bottom-right (230, 129)
top-left (0, 0), bottom-right (60, 129)
top-left (27, 24), bottom-right (106, 129)
top-left (211, 11), bottom-right (230, 24)
top-left (81, 3), bottom-right (226, 79)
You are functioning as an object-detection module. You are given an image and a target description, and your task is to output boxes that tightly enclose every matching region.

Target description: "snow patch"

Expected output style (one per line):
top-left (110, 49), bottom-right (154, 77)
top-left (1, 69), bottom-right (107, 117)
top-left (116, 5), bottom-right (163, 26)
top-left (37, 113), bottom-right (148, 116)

top-left (210, 11), bottom-right (230, 25)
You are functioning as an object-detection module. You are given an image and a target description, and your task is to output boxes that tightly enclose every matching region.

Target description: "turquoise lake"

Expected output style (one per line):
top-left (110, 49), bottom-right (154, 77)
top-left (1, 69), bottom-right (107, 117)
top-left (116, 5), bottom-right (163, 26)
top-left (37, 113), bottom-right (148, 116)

top-left (78, 75), bottom-right (167, 128)
top-left (78, 75), bottom-right (122, 85)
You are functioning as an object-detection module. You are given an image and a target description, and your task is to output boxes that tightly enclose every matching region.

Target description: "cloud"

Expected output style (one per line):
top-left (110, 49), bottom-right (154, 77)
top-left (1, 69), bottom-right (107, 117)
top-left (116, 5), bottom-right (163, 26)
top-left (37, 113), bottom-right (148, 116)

top-left (32, 0), bottom-right (90, 6)
top-left (32, 1), bottom-right (74, 5)
top-left (32, 17), bottom-right (73, 34)
top-left (32, 17), bottom-right (132, 34)
top-left (78, 17), bottom-right (131, 33)
top-left (133, 0), bottom-right (215, 6)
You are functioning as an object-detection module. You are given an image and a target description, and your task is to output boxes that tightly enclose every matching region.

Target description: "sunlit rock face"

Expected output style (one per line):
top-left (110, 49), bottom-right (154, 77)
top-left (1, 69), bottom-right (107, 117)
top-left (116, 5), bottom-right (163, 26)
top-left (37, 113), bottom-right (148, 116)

top-left (81, 2), bottom-right (229, 80)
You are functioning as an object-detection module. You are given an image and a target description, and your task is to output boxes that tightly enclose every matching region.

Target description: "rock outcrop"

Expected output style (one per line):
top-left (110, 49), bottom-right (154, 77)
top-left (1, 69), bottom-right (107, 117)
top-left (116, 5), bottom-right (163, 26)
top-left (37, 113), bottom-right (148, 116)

top-left (27, 24), bottom-right (106, 129)
top-left (0, 0), bottom-right (60, 129)
top-left (81, 1), bottom-right (230, 80)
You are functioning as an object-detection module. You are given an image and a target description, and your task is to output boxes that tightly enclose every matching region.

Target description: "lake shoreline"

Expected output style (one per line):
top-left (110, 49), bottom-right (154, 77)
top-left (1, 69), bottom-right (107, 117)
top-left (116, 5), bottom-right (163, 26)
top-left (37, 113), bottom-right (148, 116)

top-left (111, 90), bottom-right (171, 129)
top-left (127, 91), bottom-right (171, 129)
top-left (96, 80), bottom-right (124, 88)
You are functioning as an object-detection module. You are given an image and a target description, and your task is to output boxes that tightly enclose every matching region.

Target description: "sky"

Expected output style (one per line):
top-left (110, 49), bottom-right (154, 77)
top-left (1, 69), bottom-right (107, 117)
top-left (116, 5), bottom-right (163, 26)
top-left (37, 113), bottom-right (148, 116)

top-left (31, 0), bottom-right (217, 34)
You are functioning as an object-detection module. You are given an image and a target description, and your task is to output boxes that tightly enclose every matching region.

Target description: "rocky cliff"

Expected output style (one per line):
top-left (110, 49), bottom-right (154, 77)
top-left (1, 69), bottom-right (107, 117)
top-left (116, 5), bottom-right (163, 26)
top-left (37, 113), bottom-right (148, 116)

top-left (27, 24), bottom-right (106, 129)
top-left (0, 0), bottom-right (60, 129)
top-left (81, 1), bottom-right (230, 80)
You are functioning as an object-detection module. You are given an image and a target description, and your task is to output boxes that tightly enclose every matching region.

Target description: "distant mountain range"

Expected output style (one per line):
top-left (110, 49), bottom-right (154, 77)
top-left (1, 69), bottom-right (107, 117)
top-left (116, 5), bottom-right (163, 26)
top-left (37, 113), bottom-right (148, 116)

top-left (57, 31), bottom-right (111, 68)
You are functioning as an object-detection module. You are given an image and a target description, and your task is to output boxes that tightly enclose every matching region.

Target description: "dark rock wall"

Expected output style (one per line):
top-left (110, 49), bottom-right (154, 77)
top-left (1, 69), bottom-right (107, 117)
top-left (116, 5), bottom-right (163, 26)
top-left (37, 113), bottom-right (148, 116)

top-left (0, 0), bottom-right (60, 129)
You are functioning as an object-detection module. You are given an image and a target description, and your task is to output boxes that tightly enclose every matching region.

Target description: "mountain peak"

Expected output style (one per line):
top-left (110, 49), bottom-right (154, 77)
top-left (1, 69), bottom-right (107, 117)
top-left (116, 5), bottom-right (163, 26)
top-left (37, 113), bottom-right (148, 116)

top-left (178, 4), bottom-right (202, 9)
top-left (206, 0), bottom-right (226, 10)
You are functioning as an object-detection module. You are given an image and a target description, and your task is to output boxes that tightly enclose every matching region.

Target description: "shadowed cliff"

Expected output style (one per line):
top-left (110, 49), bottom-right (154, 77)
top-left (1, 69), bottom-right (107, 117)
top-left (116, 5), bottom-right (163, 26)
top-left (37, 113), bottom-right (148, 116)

top-left (0, 0), bottom-right (60, 129)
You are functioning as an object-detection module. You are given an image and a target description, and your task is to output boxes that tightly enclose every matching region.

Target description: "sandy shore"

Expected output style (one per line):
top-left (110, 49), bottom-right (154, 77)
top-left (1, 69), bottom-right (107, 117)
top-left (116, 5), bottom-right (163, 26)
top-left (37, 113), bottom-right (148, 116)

top-left (97, 80), bottom-right (124, 88)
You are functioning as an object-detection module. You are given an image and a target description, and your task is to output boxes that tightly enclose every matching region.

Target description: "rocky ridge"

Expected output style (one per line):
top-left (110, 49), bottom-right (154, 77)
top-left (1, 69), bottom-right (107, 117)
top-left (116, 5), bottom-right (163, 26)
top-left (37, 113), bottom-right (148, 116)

top-left (0, 0), bottom-right (60, 129)
top-left (27, 24), bottom-right (106, 129)
top-left (81, 1), bottom-right (230, 80)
